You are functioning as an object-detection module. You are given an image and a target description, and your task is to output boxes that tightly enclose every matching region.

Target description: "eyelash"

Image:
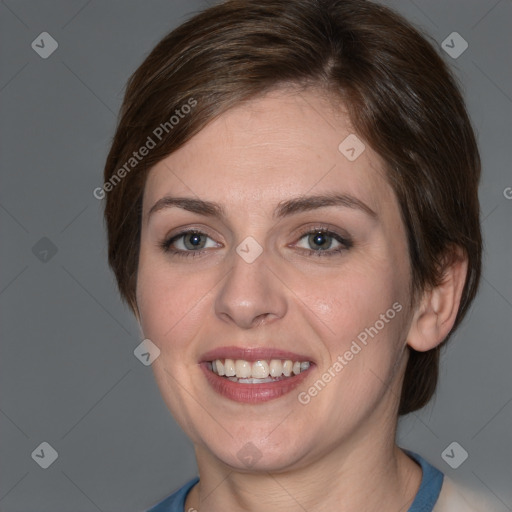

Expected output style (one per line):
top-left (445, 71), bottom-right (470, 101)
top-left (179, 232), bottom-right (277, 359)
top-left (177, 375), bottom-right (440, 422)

top-left (159, 226), bottom-right (353, 259)
top-left (158, 229), bottom-right (212, 259)
top-left (295, 226), bottom-right (353, 257)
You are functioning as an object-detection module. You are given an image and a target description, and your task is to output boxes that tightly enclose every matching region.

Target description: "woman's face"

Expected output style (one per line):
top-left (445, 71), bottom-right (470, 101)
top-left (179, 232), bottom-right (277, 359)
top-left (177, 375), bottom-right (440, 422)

top-left (136, 89), bottom-right (415, 471)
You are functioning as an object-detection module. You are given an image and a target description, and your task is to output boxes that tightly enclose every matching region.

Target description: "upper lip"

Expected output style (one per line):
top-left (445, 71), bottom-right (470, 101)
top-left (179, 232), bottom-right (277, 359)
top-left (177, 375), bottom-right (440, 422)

top-left (200, 346), bottom-right (314, 363)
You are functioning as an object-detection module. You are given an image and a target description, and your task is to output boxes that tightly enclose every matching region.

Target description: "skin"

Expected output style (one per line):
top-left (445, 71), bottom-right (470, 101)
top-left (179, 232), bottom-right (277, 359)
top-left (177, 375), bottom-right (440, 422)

top-left (135, 88), bottom-right (468, 511)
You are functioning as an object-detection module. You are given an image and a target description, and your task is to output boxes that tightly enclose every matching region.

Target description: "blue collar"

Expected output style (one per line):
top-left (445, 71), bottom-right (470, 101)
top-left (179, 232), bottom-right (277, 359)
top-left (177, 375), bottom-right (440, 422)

top-left (146, 451), bottom-right (443, 511)
top-left (405, 450), bottom-right (444, 511)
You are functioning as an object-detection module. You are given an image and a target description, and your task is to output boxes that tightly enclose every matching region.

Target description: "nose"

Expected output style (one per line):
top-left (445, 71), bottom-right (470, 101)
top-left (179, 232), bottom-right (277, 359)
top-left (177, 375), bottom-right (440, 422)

top-left (214, 249), bottom-right (288, 329)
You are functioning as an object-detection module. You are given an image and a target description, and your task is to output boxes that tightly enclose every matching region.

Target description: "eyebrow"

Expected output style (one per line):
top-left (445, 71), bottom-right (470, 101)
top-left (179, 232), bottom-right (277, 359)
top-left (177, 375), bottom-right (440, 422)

top-left (275, 193), bottom-right (377, 219)
top-left (147, 193), bottom-right (377, 222)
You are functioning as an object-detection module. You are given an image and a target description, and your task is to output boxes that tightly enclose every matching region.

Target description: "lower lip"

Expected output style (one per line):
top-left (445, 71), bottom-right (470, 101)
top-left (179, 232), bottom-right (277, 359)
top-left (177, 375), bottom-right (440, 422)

top-left (200, 363), bottom-right (313, 403)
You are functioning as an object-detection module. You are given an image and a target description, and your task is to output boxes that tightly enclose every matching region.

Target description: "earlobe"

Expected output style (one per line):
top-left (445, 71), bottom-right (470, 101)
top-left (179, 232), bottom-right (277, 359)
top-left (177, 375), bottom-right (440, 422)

top-left (407, 249), bottom-right (468, 352)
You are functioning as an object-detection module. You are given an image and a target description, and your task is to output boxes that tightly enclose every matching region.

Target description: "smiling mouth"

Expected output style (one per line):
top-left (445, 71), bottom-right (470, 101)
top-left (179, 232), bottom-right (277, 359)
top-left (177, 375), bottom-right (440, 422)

top-left (206, 358), bottom-right (311, 383)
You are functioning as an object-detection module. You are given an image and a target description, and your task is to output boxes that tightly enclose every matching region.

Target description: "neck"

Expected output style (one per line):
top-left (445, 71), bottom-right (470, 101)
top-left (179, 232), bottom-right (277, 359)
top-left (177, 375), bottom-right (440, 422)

top-left (186, 397), bottom-right (422, 512)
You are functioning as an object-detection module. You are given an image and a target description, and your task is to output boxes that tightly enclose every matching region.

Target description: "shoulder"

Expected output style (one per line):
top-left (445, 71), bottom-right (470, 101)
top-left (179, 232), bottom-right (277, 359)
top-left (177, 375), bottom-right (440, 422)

top-left (404, 450), bottom-right (498, 512)
top-left (434, 476), bottom-right (500, 512)
top-left (145, 477), bottom-right (199, 512)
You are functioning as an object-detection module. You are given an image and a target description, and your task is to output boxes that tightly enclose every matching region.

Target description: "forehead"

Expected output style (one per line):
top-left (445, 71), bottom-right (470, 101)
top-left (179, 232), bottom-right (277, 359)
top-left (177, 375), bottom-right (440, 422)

top-left (142, 89), bottom-right (394, 218)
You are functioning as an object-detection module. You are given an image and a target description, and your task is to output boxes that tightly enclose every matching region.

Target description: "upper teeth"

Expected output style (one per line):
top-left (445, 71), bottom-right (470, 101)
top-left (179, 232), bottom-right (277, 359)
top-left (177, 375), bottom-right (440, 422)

top-left (211, 359), bottom-right (310, 379)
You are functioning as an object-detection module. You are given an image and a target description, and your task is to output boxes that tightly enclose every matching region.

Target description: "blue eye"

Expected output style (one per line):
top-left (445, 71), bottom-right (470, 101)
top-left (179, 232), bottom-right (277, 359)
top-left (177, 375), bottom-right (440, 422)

top-left (295, 229), bottom-right (352, 256)
top-left (306, 231), bottom-right (337, 250)
top-left (159, 227), bottom-right (352, 259)
top-left (160, 230), bottom-right (219, 256)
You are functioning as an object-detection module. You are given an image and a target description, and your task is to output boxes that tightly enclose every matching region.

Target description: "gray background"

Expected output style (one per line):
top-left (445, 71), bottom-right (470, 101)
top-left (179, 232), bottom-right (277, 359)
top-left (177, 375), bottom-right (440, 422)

top-left (0, 0), bottom-right (510, 511)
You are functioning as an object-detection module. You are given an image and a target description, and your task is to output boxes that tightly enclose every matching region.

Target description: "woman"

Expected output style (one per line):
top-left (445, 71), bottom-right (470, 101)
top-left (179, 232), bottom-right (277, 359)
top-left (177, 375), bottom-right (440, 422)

top-left (102, 0), bottom-right (488, 510)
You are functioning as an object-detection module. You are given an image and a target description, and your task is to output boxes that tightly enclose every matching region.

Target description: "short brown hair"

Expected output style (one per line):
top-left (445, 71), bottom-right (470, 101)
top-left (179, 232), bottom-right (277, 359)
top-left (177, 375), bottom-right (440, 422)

top-left (103, 0), bottom-right (482, 415)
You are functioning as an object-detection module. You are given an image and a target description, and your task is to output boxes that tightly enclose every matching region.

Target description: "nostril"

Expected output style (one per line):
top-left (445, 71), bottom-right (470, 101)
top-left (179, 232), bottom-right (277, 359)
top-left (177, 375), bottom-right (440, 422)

top-left (252, 313), bottom-right (271, 327)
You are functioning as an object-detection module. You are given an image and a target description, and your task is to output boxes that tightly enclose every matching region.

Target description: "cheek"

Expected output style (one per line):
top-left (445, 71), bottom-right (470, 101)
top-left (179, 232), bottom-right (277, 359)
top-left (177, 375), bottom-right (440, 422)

top-left (135, 255), bottom-right (213, 353)
top-left (298, 257), bottom-right (408, 389)
top-left (300, 260), bottom-right (403, 336)
top-left (299, 271), bottom-right (407, 415)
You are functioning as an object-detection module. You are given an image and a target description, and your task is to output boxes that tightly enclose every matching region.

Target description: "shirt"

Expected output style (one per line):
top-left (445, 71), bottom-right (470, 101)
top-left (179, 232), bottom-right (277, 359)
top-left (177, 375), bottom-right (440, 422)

top-left (145, 451), bottom-right (482, 511)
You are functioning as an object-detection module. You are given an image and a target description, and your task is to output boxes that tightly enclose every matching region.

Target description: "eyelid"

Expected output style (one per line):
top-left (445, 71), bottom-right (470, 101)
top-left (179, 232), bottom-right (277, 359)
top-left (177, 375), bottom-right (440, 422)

top-left (291, 224), bottom-right (353, 245)
top-left (163, 224), bottom-right (221, 243)
top-left (159, 227), bottom-right (223, 254)
top-left (159, 223), bottom-right (353, 257)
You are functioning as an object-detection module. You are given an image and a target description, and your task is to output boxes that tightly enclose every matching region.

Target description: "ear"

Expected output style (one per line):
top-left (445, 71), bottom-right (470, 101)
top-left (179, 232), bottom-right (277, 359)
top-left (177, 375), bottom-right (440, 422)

top-left (407, 247), bottom-right (468, 352)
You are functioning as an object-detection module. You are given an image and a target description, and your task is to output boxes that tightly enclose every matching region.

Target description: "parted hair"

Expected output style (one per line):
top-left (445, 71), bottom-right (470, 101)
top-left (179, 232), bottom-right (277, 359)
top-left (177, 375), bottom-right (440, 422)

top-left (103, 0), bottom-right (482, 415)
